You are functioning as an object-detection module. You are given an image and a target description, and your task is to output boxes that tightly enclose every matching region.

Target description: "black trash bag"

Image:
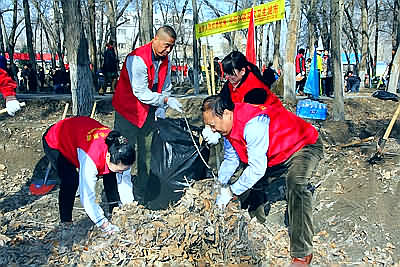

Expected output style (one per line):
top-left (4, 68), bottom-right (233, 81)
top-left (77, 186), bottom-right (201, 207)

top-left (372, 90), bottom-right (399, 102)
top-left (142, 118), bottom-right (210, 210)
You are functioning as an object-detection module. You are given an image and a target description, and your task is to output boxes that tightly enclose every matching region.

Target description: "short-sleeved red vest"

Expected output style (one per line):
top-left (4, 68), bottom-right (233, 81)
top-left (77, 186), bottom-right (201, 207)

top-left (227, 103), bottom-right (319, 167)
top-left (45, 116), bottom-right (111, 175)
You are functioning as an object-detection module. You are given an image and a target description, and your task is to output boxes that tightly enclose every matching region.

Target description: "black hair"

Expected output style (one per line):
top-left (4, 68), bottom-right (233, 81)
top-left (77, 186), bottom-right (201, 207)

top-left (201, 95), bottom-right (234, 118)
top-left (221, 51), bottom-right (265, 87)
top-left (298, 48), bottom-right (305, 54)
top-left (105, 131), bottom-right (135, 166)
top-left (243, 88), bottom-right (267, 104)
top-left (0, 55), bottom-right (6, 71)
top-left (157, 25), bottom-right (177, 40)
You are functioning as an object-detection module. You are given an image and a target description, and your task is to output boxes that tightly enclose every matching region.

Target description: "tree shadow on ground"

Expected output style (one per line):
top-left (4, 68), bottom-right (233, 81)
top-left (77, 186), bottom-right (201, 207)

top-left (0, 156), bottom-right (59, 214)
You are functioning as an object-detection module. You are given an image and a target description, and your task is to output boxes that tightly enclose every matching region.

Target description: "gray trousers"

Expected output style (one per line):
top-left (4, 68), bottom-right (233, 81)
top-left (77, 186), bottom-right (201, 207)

top-left (113, 110), bottom-right (155, 202)
top-left (268, 137), bottom-right (323, 258)
top-left (236, 137), bottom-right (323, 258)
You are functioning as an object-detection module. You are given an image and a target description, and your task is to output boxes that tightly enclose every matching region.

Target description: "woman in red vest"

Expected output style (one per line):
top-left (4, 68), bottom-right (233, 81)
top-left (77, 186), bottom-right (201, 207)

top-left (202, 51), bottom-right (283, 145)
top-left (218, 51), bottom-right (282, 107)
top-left (43, 117), bottom-right (135, 234)
top-left (201, 95), bottom-right (323, 264)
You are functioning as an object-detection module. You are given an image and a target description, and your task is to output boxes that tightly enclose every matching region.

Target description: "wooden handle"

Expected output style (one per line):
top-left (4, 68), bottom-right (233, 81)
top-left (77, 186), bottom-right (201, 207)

top-left (383, 102), bottom-right (400, 140)
top-left (90, 101), bottom-right (97, 118)
top-left (61, 102), bottom-right (69, 120)
top-left (0, 101), bottom-right (26, 115)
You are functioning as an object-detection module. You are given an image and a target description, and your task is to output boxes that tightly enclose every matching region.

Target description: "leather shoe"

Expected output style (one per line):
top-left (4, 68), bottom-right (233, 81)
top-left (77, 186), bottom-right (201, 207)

top-left (291, 254), bottom-right (313, 265)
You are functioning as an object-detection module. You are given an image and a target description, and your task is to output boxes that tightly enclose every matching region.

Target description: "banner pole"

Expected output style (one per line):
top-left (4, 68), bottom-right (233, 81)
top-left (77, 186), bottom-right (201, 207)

top-left (210, 50), bottom-right (216, 95)
top-left (202, 45), bottom-right (212, 96)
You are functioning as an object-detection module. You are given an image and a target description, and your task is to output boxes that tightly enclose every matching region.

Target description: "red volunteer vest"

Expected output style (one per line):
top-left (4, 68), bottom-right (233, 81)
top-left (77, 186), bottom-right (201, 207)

top-left (45, 117), bottom-right (111, 175)
top-left (228, 71), bottom-right (282, 108)
top-left (0, 68), bottom-right (17, 98)
top-left (227, 103), bottom-right (319, 167)
top-left (112, 42), bottom-right (169, 128)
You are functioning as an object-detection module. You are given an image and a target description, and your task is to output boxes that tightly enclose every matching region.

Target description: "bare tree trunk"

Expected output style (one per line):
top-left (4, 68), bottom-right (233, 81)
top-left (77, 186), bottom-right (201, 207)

top-left (331, 0), bottom-right (344, 121)
top-left (5, 0), bottom-right (19, 64)
top-left (192, 0), bottom-right (199, 94)
top-left (105, 0), bottom-right (117, 55)
top-left (320, 1), bottom-right (331, 50)
top-left (388, 3), bottom-right (400, 94)
top-left (306, 0), bottom-right (318, 54)
top-left (393, 0), bottom-right (400, 51)
top-left (54, 0), bottom-right (65, 70)
top-left (40, 18), bottom-right (44, 69)
top-left (283, 0), bottom-right (301, 103)
top-left (359, 0), bottom-right (368, 82)
top-left (231, 0), bottom-right (239, 50)
top-left (89, 0), bottom-right (97, 76)
top-left (140, 0), bottom-right (153, 44)
top-left (61, 0), bottom-right (94, 116)
top-left (23, 0), bottom-right (37, 91)
top-left (343, 5), bottom-right (360, 67)
top-left (273, 20), bottom-right (281, 69)
top-left (388, 0), bottom-right (400, 79)
top-left (372, 0), bottom-right (378, 77)
top-left (97, 1), bottom-right (105, 69)
top-left (388, 46), bottom-right (400, 93)
top-left (0, 14), bottom-right (5, 54)
top-left (262, 24), bottom-right (269, 66)
top-left (42, 25), bottom-right (56, 68)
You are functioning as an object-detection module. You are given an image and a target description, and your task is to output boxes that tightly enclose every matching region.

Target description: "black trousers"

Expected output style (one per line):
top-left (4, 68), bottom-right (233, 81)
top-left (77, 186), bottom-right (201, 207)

top-left (43, 131), bottom-right (120, 222)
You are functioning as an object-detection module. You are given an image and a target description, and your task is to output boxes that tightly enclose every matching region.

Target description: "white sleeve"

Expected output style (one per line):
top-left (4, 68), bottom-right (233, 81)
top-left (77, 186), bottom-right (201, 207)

top-left (126, 55), bottom-right (167, 107)
top-left (217, 138), bottom-right (240, 185)
top-left (160, 60), bottom-right (172, 97)
top-left (116, 167), bottom-right (134, 204)
top-left (230, 115), bottom-right (270, 196)
top-left (77, 148), bottom-right (108, 227)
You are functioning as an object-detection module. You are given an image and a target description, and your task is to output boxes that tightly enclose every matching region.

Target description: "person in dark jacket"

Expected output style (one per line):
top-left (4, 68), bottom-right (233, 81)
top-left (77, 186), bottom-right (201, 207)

top-left (345, 70), bottom-right (361, 93)
top-left (101, 41), bottom-right (119, 94)
top-left (262, 62), bottom-right (278, 87)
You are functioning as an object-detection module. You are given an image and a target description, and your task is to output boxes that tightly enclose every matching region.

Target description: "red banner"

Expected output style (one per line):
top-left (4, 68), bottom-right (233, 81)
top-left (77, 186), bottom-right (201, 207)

top-left (5, 53), bottom-right (60, 61)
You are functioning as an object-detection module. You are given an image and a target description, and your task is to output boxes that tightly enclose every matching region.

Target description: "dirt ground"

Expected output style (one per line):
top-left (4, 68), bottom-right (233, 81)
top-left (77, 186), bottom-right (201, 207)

top-left (0, 92), bottom-right (400, 265)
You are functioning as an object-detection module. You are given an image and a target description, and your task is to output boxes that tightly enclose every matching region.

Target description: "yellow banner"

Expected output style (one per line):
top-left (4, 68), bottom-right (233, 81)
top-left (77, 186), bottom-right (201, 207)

top-left (195, 0), bottom-right (285, 39)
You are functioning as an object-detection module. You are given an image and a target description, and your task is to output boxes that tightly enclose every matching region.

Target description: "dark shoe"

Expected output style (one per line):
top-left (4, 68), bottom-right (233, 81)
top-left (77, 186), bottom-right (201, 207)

top-left (292, 254), bottom-right (313, 265)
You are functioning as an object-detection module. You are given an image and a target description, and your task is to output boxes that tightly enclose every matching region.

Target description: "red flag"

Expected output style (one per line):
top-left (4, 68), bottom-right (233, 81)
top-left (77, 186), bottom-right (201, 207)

top-left (246, 8), bottom-right (256, 64)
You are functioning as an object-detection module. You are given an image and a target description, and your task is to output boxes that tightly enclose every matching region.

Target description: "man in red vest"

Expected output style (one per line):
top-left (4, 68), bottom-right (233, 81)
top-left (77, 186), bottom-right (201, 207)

top-left (112, 25), bottom-right (182, 204)
top-left (201, 95), bottom-right (323, 265)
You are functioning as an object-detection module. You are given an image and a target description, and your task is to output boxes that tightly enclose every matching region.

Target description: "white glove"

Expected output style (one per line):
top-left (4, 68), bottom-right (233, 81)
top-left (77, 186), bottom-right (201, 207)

top-left (155, 107), bottom-right (166, 119)
top-left (100, 221), bottom-right (120, 235)
top-left (167, 97), bottom-right (183, 113)
top-left (202, 126), bottom-right (221, 145)
top-left (216, 186), bottom-right (233, 210)
top-left (6, 99), bottom-right (21, 116)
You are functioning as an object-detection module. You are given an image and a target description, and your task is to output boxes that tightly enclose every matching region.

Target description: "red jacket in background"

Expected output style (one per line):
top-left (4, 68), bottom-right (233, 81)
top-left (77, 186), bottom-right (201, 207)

top-left (227, 103), bottom-right (319, 167)
top-left (45, 117), bottom-right (112, 176)
top-left (112, 42), bottom-right (169, 128)
top-left (0, 68), bottom-right (17, 99)
top-left (295, 54), bottom-right (305, 74)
